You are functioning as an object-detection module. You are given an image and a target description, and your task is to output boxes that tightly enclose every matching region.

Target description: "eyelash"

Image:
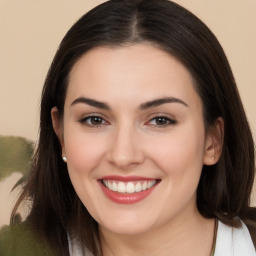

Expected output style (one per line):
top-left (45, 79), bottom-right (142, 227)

top-left (147, 116), bottom-right (177, 127)
top-left (79, 115), bottom-right (177, 128)
top-left (79, 115), bottom-right (108, 127)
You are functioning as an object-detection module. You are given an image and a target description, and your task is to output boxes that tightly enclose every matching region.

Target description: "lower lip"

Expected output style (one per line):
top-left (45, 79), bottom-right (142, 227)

top-left (99, 181), bottom-right (159, 204)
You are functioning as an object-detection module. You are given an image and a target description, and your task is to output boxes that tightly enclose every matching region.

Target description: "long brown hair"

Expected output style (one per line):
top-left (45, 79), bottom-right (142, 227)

top-left (13, 0), bottom-right (255, 255)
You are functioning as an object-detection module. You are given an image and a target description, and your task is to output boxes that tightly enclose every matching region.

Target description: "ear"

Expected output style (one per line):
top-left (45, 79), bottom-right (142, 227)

top-left (203, 117), bottom-right (224, 165)
top-left (51, 107), bottom-right (65, 155)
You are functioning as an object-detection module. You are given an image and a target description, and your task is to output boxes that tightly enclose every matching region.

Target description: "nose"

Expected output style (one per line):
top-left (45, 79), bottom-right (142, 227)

top-left (107, 124), bottom-right (145, 169)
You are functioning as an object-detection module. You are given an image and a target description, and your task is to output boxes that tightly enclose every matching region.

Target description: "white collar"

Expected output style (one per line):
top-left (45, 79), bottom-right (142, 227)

top-left (68, 233), bottom-right (93, 256)
top-left (214, 220), bottom-right (256, 256)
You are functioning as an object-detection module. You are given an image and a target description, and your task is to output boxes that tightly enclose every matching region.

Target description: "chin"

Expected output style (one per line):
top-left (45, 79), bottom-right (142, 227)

top-left (98, 214), bottom-right (157, 236)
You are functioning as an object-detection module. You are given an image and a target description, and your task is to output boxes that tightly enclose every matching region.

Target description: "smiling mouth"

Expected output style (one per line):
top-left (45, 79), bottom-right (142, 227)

top-left (98, 176), bottom-right (160, 204)
top-left (101, 179), bottom-right (160, 194)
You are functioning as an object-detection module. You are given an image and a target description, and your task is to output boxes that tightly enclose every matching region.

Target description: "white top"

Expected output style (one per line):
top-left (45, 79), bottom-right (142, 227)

top-left (215, 220), bottom-right (255, 256)
top-left (68, 220), bottom-right (256, 256)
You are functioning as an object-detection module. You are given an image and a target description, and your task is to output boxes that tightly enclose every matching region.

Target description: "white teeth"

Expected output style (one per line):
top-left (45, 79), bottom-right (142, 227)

top-left (126, 182), bottom-right (135, 193)
top-left (148, 181), bottom-right (156, 189)
top-left (107, 181), bottom-right (113, 190)
top-left (112, 181), bottom-right (118, 191)
top-left (135, 182), bottom-right (142, 192)
top-left (142, 181), bottom-right (147, 191)
top-left (103, 180), bottom-right (157, 194)
top-left (117, 182), bottom-right (126, 193)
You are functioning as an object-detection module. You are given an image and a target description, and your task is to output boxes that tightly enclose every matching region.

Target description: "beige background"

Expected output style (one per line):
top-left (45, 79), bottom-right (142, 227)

top-left (0, 1), bottom-right (255, 226)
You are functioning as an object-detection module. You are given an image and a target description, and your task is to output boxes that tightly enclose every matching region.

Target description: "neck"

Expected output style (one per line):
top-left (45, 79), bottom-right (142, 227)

top-left (99, 210), bottom-right (215, 256)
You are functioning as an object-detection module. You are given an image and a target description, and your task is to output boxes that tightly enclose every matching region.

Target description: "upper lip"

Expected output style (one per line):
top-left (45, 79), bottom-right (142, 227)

top-left (98, 175), bottom-right (160, 182)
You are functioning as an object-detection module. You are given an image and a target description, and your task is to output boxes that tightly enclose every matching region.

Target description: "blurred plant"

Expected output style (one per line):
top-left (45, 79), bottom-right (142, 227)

top-left (0, 136), bottom-right (34, 180)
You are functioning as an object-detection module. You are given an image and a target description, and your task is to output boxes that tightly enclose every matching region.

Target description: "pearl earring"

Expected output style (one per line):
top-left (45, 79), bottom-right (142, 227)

top-left (62, 156), bottom-right (67, 163)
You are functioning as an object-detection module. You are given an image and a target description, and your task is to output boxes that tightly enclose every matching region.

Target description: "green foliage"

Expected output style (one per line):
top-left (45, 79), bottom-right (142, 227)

top-left (0, 136), bottom-right (34, 180)
top-left (0, 222), bottom-right (56, 256)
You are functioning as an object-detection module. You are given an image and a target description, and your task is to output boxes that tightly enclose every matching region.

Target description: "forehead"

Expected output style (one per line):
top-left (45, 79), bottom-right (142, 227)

top-left (66, 44), bottom-right (201, 110)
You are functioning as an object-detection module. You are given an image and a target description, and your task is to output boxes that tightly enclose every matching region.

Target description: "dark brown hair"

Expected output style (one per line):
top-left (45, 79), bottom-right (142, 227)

top-left (13, 0), bottom-right (255, 255)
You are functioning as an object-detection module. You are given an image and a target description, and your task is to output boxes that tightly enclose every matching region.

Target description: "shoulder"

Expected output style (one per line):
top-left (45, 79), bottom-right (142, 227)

top-left (215, 220), bottom-right (256, 256)
top-left (246, 223), bottom-right (256, 250)
top-left (0, 222), bottom-right (56, 256)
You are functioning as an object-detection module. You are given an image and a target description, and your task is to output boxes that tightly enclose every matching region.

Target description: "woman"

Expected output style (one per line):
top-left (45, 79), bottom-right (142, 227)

top-left (0, 0), bottom-right (255, 255)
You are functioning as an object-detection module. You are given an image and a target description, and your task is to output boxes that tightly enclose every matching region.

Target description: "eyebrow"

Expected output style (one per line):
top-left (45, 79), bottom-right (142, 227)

top-left (140, 97), bottom-right (188, 110)
top-left (71, 97), bottom-right (110, 110)
top-left (71, 96), bottom-right (188, 110)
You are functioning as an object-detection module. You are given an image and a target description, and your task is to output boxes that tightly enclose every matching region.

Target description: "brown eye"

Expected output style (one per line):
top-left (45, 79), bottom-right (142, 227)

top-left (79, 116), bottom-right (107, 127)
top-left (147, 116), bottom-right (176, 127)
top-left (155, 117), bottom-right (169, 125)
top-left (90, 116), bottom-right (104, 125)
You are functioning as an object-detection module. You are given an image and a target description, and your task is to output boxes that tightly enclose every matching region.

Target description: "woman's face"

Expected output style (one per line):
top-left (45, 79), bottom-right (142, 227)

top-left (53, 44), bottom-right (216, 235)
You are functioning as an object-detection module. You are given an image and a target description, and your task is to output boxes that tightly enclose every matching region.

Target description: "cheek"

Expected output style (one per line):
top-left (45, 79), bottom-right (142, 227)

top-left (62, 127), bottom-right (108, 210)
top-left (147, 127), bottom-right (206, 216)
top-left (147, 126), bottom-right (206, 178)
top-left (63, 125), bottom-right (107, 179)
